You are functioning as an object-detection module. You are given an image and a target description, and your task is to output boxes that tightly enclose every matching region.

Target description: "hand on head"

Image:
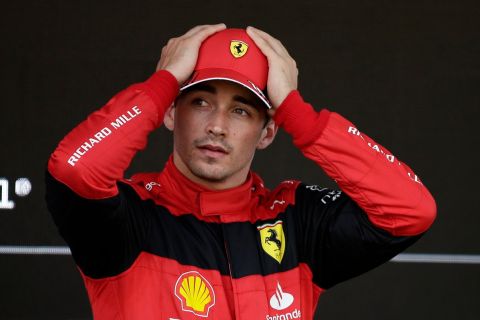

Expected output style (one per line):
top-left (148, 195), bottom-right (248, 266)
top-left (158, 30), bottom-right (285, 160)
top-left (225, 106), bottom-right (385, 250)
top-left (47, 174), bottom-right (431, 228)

top-left (157, 24), bottom-right (298, 114)
top-left (246, 26), bottom-right (298, 112)
top-left (156, 24), bottom-right (227, 85)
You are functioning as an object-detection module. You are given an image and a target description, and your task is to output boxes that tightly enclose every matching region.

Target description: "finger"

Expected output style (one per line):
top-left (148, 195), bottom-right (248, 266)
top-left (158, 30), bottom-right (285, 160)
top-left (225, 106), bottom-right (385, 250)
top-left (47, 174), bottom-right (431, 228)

top-left (251, 27), bottom-right (289, 56)
top-left (246, 26), bottom-right (278, 58)
top-left (192, 24), bottom-right (227, 45)
top-left (247, 26), bottom-right (290, 57)
top-left (184, 23), bottom-right (226, 39)
top-left (182, 24), bottom-right (213, 37)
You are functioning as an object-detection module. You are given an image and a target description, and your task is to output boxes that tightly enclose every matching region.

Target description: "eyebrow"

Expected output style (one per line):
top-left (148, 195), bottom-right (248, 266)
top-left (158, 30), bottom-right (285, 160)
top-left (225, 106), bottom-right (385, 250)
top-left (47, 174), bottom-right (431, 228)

top-left (186, 83), bottom-right (217, 94)
top-left (232, 95), bottom-right (258, 110)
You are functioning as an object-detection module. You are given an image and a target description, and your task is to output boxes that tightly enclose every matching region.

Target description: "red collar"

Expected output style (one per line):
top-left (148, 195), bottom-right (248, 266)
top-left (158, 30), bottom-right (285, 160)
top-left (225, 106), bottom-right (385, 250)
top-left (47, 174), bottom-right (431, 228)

top-left (155, 156), bottom-right (267, 219)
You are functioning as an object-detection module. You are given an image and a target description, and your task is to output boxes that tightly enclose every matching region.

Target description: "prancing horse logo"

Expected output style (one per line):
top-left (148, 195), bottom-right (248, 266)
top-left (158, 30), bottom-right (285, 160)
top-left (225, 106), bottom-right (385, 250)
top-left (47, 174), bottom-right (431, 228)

top-left (258, 221), bottom-right (286, 263)
top-left (230, 40), bottom-right (248, 58)
top-left (265, 229), bottom-right (282, 250)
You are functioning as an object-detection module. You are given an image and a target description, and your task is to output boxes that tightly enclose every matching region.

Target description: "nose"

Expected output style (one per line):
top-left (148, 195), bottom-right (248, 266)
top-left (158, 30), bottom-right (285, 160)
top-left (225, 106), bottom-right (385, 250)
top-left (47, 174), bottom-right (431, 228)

top-left (205, 109), bottom-right (228, 137)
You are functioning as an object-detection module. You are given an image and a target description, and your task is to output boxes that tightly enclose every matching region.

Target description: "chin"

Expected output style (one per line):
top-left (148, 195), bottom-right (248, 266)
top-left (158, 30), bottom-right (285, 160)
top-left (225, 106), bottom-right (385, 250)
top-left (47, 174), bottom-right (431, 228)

top-left (189, 162), bottom-right (230, 182)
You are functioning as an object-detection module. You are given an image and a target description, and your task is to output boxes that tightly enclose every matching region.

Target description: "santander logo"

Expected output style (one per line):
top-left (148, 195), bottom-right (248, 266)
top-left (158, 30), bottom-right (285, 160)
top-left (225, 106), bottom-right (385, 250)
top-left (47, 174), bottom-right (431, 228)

top-left (270, 282), bottom-right (294, 310)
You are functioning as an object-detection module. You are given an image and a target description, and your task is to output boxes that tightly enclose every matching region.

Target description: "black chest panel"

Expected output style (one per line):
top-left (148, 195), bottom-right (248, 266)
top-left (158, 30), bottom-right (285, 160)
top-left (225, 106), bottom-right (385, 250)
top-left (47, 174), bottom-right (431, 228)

top-left (144, 203), bottom-right (300, 279)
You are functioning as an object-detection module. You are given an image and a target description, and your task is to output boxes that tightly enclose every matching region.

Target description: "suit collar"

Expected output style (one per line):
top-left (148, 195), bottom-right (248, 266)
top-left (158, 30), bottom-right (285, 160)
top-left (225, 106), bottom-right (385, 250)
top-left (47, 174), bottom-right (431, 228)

top-left (157, 156), bottom-right (267, 219)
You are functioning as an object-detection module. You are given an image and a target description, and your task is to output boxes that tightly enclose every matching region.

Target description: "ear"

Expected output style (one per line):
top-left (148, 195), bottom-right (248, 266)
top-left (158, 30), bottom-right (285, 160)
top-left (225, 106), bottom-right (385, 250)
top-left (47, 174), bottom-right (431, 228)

top-left (163, 103), bottom-right (175, 131)
top-left (256, 119), bottom-right (278, 150)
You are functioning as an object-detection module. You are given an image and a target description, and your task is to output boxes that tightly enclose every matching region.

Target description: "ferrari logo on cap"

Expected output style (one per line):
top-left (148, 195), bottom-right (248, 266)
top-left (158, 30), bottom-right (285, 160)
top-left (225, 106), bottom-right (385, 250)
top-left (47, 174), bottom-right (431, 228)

top-left (258, 221), bottom-right (286, 263)
top-left (230, 40), bottom-right (248, 58)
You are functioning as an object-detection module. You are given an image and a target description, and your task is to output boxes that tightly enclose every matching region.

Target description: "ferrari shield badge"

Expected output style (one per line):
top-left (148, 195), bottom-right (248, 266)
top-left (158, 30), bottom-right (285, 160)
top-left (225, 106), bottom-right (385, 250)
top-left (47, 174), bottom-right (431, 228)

top-left (230, 40), bottom-right (248, 58)
top-left (258, 221), bottom-right (286, 263)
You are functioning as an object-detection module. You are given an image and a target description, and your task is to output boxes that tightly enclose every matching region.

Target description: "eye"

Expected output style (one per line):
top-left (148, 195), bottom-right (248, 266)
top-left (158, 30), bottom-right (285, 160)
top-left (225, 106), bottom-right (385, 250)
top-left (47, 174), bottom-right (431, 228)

top-left (192, 98), bottom-right (208, 106)
top-left (232, 107), bottom-right (250, 116)
top-left (190, 98), bottom-right (212, 110)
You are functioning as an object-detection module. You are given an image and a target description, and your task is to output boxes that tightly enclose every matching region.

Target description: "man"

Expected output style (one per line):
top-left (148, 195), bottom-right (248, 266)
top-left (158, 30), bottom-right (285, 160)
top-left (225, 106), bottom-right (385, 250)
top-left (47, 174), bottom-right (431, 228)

top-left (46, 24), bottom-right (436, 319)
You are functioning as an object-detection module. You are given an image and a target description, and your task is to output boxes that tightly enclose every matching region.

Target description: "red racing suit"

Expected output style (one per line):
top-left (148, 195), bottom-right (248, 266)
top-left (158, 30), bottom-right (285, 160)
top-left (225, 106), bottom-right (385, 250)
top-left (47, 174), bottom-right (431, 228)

top-left (45, 70), bottom-right (436, 319)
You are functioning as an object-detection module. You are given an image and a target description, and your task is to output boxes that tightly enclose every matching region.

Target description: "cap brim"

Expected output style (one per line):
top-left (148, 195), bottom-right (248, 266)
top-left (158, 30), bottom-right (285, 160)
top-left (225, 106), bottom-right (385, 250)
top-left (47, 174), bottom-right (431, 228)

top-left (180, 68), bottom-right (271, 109)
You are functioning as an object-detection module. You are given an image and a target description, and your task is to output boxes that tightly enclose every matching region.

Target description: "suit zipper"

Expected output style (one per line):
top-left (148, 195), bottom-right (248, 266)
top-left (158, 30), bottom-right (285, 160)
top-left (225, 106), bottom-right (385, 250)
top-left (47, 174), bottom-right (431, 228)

top-left (222, 227), bottom-right (240, 319)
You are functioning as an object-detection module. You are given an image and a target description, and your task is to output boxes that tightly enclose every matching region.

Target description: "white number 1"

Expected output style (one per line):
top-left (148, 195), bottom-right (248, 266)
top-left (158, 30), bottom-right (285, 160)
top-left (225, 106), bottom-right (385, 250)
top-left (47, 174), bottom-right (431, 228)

top-left (0, 178), bottom-right (15, 209)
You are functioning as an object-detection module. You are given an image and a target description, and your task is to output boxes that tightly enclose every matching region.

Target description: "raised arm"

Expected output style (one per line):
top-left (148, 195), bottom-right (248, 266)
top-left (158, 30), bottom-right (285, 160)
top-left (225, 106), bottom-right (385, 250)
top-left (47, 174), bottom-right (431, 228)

top-left (247, 26), bottom-right (436, 288)
top-left (48, 24), bottom-right (226, 199)
top-left (45, 24), bottom-right (226, 278)
top-left (247, 26), bottom-right (436, 236)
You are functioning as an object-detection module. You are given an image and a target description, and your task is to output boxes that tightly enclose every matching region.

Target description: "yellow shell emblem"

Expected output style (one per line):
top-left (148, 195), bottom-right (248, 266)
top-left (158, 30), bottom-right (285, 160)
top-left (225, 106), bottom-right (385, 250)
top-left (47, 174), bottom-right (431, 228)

top-left (258, 221), bottom-right (286, 263)
top-left (230, 40), bottom-right (248, 58)
top-left (174, 271), bottom-right (215, 317)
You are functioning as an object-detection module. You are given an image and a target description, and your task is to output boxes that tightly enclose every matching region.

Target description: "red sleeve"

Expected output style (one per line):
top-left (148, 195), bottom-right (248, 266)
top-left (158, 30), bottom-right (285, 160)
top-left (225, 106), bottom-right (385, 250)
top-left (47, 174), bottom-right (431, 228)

top-left (274, 90), bottom-right (437, 236)
top-left (47, 70), bottom-right (179, 199)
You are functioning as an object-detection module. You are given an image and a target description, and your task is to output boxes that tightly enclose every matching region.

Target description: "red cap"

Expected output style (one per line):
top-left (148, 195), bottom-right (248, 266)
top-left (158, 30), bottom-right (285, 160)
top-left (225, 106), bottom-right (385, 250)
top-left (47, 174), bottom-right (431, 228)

top-left (181, 28), bottom-right (271, 108)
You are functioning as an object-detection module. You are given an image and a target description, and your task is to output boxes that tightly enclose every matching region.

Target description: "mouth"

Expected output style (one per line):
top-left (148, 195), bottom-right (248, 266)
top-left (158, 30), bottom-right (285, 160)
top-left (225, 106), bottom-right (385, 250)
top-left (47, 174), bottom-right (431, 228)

top-left (197, 144), bottom-right (229, 158)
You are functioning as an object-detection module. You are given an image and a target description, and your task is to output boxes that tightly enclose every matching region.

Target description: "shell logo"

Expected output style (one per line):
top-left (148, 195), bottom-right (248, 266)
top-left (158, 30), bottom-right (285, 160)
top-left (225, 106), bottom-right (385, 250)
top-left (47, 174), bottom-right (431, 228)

top-left (174, 271), bottom-right (216, 317)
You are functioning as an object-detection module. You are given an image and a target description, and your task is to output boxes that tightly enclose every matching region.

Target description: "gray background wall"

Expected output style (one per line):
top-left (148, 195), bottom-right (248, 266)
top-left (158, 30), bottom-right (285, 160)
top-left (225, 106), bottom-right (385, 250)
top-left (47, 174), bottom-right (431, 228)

top-left (0, 0), bottom-right (479, 319)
